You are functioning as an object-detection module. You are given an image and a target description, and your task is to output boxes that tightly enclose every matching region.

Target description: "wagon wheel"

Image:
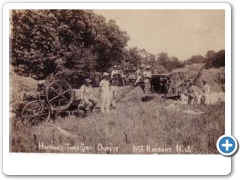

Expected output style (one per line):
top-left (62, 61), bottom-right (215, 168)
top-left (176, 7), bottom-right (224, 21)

top-left (46, 80), bottom-right (74, 111)
top-left (21, 100), bottom-right (50, 127)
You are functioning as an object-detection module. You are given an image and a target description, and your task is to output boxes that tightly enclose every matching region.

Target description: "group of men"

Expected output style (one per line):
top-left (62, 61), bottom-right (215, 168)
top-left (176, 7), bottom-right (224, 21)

top-left (135, 64), bottom-right (152, 93)
top-left (79, 64), bottom-right (152, 114)
top-left (79, 72), bottom-right (110, 114)
top-left (79, 64), bottom-right (210, 115)
top-left (79, 65), bottom-right (125, 114)
top-left (183, 79), bottom-right (210, 105)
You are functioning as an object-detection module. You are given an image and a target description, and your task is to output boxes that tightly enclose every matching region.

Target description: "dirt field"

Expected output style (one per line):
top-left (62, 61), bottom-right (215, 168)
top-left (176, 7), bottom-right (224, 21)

top-left (10, 85), bottom-right (225, 154)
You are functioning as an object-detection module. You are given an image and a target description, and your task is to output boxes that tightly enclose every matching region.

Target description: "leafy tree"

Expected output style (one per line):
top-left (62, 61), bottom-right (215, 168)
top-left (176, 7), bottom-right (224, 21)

top-left (157, 52), bottom-right (184, 71)
top-left (139, 49), bottom-right (156, 67)
top-left (185, 55), bottom-right (206, 65)
top-left (10, 10), bottom-right (130, 83)
top-left (93, 19), bottom-right (130, 70)
top-left (122, 47), bottom-right (141, 72)
top-left (205, 50), bottom-right (225, 69)
top-left (205, 50), bottom-right (216, 60)
top-left (11, 10), bottom-right (60, 78)
top-left (11, 9), bottom-right (224, 87)
top-left (169, 56), bottom-right (184, 70)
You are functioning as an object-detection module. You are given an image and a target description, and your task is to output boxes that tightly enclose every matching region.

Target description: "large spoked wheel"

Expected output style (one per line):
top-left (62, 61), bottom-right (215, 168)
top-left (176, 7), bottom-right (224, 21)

top-left (46, 80), bottom-right (74, 111)
top-left (21, 100), bottom-right (51, 127)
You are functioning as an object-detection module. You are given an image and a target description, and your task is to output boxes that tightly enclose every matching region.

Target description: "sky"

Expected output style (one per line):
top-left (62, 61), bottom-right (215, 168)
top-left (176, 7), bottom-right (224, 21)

top-left (94, 10), bottom-right (225, 61)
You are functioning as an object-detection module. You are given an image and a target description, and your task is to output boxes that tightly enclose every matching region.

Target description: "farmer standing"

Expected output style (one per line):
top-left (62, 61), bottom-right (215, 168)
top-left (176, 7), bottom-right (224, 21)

top-left (80, 78), bottom-right (98, 112)
top-left (111, 65), bottom-right (125, 85)
top-left (99, 72), bottom-right (111, 113)
top-left (110, 65), bottom-right (121, 109)
top-left (201, 80), bottom-right (210, 105)
top-left (142, 65), bottom-right (152, 93)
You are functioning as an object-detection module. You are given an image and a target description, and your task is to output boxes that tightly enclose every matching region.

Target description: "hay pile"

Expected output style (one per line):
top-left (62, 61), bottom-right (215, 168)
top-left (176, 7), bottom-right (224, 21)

top-left (117, 86), bottom-right (145, 104)
top-left (10, 65), bottom-right (38, 109)
top-left (199, 68), bottom-right (225, 92)
top-left (171, 63), bottom-right (206, 80)
top-left (152, 64), bottom-right (169, 74)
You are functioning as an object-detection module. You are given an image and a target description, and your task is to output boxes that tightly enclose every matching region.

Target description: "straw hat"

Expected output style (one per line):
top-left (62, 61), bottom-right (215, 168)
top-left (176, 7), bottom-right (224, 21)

top-left (85, 78), bottom-right (92, 83)
top-left (102, 72), bottom-right (110, 77)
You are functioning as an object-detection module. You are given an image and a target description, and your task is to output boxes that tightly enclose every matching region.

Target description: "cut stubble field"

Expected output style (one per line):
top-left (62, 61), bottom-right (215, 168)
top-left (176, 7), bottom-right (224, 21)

top-left (10, 86), bottom-right (225, 154)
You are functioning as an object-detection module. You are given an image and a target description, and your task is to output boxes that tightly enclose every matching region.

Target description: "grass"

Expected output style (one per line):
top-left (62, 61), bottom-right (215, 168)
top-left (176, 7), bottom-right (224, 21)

top-left (10, 86), bottom-right (225, 154)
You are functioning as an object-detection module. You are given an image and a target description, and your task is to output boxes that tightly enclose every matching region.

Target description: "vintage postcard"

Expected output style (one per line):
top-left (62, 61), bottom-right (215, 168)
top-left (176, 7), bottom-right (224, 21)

top-left (3, 2), bottom-right (232, 175)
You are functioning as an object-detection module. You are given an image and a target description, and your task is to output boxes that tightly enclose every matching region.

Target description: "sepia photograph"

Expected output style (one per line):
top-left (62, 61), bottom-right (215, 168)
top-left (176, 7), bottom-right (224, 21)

top-left (9, 9), bottom-right (225, 154)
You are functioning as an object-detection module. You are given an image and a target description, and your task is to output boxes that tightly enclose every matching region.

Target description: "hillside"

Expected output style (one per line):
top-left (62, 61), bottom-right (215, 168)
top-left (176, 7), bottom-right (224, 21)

top-left (171, 63), bottom-right (225, 93)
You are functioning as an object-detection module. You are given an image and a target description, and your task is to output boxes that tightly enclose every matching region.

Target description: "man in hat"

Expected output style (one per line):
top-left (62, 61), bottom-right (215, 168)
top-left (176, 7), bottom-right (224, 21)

top-left (80, 78), bottom-right (98, 112)
top-left (99, 72), bottom-right (111, 113)
top-left (110, 65), bottom-right (125, 109)
top-left (135, 64), bottom-right (145, 86)
top-left (201, 79), bottom-right (210, 105)
top-left (110, 65), bottom-right (119, 109)
top-left (142, 65), bottom-right (152, 93)
top-left (182, 80), bottom-right (196, 105)
top-left (110, 65), bottom-right (125, 85)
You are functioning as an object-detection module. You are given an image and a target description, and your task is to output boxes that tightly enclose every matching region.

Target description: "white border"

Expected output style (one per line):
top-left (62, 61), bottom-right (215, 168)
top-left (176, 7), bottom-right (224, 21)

top-left (3, 3), bottom-right (231, 175)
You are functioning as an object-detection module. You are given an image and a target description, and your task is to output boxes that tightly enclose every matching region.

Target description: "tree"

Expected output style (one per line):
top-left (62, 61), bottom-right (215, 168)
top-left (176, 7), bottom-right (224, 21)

top-left (170, 56), bottom-right (184, 69)
top-left (185, 55), bottom-right (205, 65)
top-left (123, 47), bottom-right (142, 72)
top-left (205, 50), bottom-right (216, 60)
top-left (139, 49), bottom-right (156, 67)
top-left (205, 50), bottom-right (225, 69)
top-left (157, 52), bottom-right (169, 63)
top-left (156, 52), bottom-right (184, 71)
top-left (11, 10), bottom-right (60, 78)
top-left (10, 10), bottom-right (130, 83)
top-left (93, 19), bottom-right (130, 71)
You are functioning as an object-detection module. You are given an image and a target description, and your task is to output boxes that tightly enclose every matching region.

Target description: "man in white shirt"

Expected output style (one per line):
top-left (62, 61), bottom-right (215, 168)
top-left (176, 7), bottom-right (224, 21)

top-left (99, 72), bottom-right (110, 113)
top-left (142, 65), bottom-right (152, 93)
top-left (201, 80), bottom-right (210, 105)
top-left (110, 65), bottom-right (125, 109)
top-left (135, 64), bottom-right (145, 86)
top-left (80, 79), bottom-right (98, 112)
